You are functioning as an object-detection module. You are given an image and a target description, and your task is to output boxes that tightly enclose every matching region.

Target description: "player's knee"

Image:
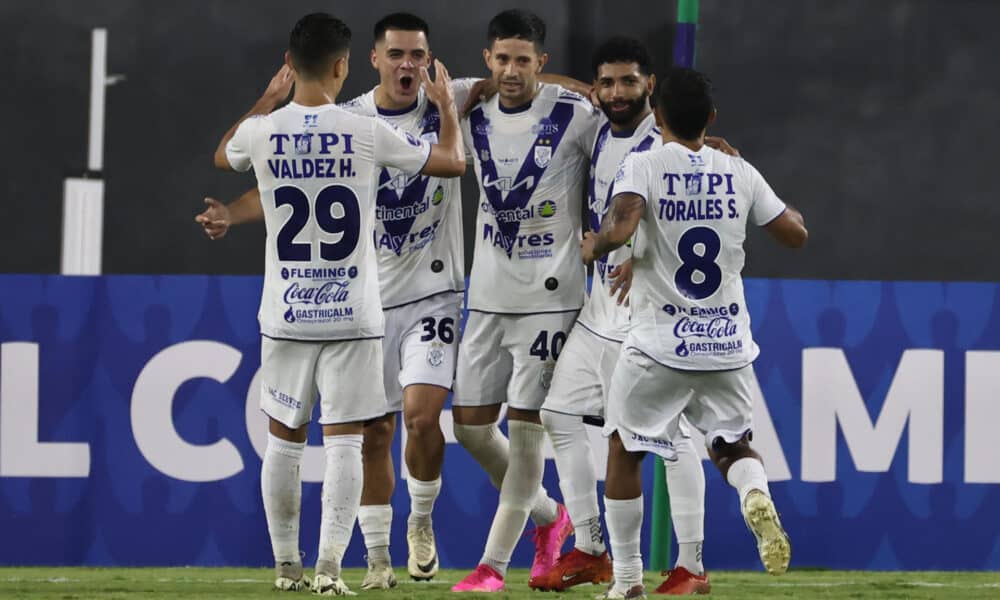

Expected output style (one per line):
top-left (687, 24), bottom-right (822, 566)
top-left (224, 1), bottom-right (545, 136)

top-left (362, 415), bottom-right (395, 458)
top-left (404, 409), bottom-right (441, 438)
top-left (453, 422), bottom-right (491, 450)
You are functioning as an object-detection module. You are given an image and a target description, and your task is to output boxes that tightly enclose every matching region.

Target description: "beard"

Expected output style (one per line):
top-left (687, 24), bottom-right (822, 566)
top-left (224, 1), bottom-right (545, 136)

top-left (600, 93), bottom-right (648, 126)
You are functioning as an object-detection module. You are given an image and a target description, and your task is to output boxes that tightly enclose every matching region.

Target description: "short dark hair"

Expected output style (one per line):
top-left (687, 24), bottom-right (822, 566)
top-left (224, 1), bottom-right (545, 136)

top-left (374, 12), bottom-right (430, 43)
top-left (591, 36), bottom-right (653, 77)
top-left (656, 67), bottom-right (714, 140)
top-left (288, 13), bottom-right (352, 80)
top-left (487, 9), bottom-right (546, 51)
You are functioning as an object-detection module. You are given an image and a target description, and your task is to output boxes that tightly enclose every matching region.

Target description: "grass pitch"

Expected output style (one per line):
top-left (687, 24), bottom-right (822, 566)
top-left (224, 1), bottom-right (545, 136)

top-left (1, 567), bottom-right (998, 599)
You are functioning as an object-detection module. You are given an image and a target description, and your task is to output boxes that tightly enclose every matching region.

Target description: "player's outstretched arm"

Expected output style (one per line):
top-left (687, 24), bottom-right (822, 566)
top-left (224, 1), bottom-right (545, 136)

top-left (538, 73), bottom-right (593, 100)
top-left (213, 64), bottom-right (294, 170)
top-left (764, 205), bottom-right (808, 248)
top-left (419, 60), bottom-right (465, 177)
top-left (581, 192), bottom-right (645, 264)
top-left (194, 188), bottom-right (264, 240)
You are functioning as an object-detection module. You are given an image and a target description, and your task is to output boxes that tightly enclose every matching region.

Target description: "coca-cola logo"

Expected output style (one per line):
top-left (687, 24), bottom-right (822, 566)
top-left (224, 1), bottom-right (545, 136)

top-left (282, 281), bottom-right (350, 307)
top-left (673, 315), bottom-right (738, 340)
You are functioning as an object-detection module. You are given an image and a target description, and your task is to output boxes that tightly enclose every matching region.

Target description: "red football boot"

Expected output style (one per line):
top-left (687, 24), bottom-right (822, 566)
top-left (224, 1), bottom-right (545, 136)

top-left (528, 548), bottom-right (612, 591)
top-left (653, 567), bottom-right (711, 595)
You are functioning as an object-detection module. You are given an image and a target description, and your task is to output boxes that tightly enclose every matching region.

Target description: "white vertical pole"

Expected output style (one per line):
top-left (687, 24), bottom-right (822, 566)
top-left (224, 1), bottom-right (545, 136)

top-left (63, 28), bottom-right (108, 275)
top-left (88, 28), bottom-right (107, 172)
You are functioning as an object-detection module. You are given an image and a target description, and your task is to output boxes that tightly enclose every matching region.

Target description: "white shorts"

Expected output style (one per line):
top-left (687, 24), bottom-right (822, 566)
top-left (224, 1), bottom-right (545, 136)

top-left (604, 346), bottom-right (755, 460)
top-left (382, 292), bottom-right (462, 412)
top-left (542, 325), bottom-right (622, 419)
top-left (454, 310), bottom-right (579, 411)
top-left (259, 336), bottom-right (387, 428)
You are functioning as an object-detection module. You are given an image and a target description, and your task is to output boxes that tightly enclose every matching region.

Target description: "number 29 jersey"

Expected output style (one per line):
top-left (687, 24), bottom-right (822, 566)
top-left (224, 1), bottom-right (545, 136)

top-left (613, 142), bottom-right (786, 370)
top-left (462, 84), bottom-right (600, 313)
top-left (226, 101), bottom-right (431, 341)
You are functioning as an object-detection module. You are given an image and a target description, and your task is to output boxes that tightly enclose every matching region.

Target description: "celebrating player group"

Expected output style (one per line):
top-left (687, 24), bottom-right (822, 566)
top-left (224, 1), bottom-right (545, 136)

top-left (203, 8), bottom-right (808, 597)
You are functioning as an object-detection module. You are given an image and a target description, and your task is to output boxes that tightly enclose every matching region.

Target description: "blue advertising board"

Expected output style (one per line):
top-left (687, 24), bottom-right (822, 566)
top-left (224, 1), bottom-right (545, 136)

top-left (0, 275), bottom-right (997, 570)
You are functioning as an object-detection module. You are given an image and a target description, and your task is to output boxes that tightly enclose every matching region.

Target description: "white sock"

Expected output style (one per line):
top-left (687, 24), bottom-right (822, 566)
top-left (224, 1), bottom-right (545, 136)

top-left (480, 420), bottom-right (547, 576)
top-left (605, 495), bottom-right (644, 591)
top-left (358, 504), bottom-right (392, 566)
top-left (666, 436), bottom-right (705, 574)
top-left (542, 410), bottom-right (604, 554)
top-left (453, 423), bottom-right (509, 489)
top-left (452, 421), bottom-right (557, 528)
top-left (316, 434), bottom-right (363, 578)
top-left (726, 457), bottom-right (770, 506)
top-left (262, 433), bottom-right (305, 565)
top-left (407, 477), bottom-right (441, 527)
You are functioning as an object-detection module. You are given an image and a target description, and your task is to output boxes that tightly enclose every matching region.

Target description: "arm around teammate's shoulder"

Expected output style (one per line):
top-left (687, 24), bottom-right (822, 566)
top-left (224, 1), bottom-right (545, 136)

top-left (764, 205), bottom-right (808, 248)
top-left (419, 60), bottom-right (465, 178)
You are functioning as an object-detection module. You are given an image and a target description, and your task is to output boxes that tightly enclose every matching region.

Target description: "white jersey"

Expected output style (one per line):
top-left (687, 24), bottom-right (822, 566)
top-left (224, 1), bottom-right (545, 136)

top-left (226, 101), bottom-right (431, 341)
top-left (576, 113), bottom-right (661, 342)
top-left (462, 83), bottom-right (600, 313)
top-left (340, 79), bottom-right (477, 308)
top-left (613, 142), bottom-right (786, 370)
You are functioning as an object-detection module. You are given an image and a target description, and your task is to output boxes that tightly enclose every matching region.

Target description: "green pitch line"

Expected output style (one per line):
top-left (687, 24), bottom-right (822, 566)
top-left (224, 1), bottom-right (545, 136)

top-left (1, 567), bottom-right (998, 599)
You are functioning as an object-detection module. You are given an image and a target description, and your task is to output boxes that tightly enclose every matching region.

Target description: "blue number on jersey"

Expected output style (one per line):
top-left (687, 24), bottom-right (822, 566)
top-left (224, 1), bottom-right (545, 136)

top-left (274, 185), bottom-right (361, 262)
top-left (674, 226), bottom-right (722, 300)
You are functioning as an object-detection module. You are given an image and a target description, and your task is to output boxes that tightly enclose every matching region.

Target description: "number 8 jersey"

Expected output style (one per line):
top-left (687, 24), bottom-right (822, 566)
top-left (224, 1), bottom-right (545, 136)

top-left (613, 141), bottom-right (786, 370)
top-left (226, 101), bottom-right (431, 341)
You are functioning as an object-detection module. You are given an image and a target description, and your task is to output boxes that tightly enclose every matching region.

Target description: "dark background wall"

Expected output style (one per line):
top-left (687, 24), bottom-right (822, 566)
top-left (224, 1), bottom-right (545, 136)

top-left (2, 0), bottom-right (998, 280)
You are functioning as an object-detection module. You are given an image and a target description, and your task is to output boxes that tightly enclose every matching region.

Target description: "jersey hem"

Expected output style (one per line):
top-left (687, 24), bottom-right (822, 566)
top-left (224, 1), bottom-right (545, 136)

top-left (383, 289), bottom-right (464, 311)
top-left (467, 307), bottom-right (582, 316)
top-left (260, 333), bottom-right (385, 343)
top-left (576, 321), bottom-right (626, 344)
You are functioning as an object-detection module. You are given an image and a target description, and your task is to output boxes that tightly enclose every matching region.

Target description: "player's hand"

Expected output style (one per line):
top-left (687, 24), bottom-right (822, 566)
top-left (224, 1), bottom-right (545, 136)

top-left (261, 64), bottom-right (294, 110)
top-left (608, 259), bottom-right (633, 306)
top-left (462, 78), bottom-right (497, 117)
top-left (580, 231), bottom-right (598, 265)
top-left (420, 60), bottom-right (455, 112)
top-left (706, 135), bottom-right (740, 157)
top-left (195, 197), bottom-right (232, 240)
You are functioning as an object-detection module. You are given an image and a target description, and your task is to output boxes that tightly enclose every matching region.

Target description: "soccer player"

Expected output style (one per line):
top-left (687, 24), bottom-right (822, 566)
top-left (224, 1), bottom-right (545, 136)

top-left (582, 66), bottom-right (807, 598)
top-left (450, 9), bottom-right (601, 592)
top-left (331, 13), bottom-right (478, 588)
top-left (212, 12), bottom-right (464, 595)
top-left (533, 37), bottom-right (711, 595)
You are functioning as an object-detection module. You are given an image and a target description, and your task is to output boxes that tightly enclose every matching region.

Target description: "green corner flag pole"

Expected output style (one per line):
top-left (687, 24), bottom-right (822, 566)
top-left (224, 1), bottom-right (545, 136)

top-left (649, 0), bottom-right (699, 574)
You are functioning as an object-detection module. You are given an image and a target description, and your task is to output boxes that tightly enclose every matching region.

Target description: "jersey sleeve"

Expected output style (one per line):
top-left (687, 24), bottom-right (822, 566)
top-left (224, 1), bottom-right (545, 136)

top-left (225, 117), bottom-right (259, 172)
top-left (746, 163), bottom-right (787, 226)
top-left (372, 117), bottom-right (432, 174)
top-left (612, 153), bottom-right (650, 205)
top-left (450, 78), bottom-right (481, 114)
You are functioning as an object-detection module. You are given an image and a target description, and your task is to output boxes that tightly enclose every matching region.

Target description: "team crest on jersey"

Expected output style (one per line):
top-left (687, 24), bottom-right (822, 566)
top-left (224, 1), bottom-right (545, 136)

top-left (537, 200), bottom-right (557, 218)
top-left (474, 117), bottom-right (492, 136)
top-left (432, 185), bottom-right (444, 206)
top-left (531, 118), bottom-right (561, 136)
top-left (534, 143), bottom-right (552, 168)
top-left (540, 361), bottom-right (555, 389)
top-left (427, 342), bottom-right (445, 367)
top-left (303, 114), bottom-right (318, 128)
